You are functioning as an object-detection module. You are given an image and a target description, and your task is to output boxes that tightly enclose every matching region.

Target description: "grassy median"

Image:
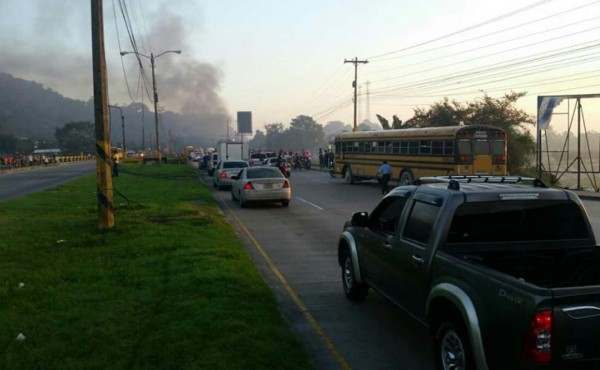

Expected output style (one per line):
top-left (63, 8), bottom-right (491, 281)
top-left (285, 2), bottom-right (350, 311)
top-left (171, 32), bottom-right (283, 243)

top-left (0, 164), bottom-right (313, 370)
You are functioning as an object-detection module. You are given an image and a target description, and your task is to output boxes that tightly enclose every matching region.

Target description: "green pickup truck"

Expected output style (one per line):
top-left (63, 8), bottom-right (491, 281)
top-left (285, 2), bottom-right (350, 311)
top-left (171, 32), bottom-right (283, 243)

top-left (337, 176), bottom-right (600, 370)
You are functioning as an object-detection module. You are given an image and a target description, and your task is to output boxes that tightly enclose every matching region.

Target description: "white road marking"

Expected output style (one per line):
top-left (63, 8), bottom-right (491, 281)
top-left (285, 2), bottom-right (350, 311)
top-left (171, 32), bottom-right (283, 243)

top-left (295, 196), bottom-right (325, 210)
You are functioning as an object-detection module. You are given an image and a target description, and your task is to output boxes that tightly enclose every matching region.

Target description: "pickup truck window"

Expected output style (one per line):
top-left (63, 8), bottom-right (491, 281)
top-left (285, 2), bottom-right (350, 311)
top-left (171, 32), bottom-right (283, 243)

top-left (447, 200), bottom-right (588, 243)
top-left (368, 196), bottom-right (408, 234)
top-left (402, 200), bottom-right (442, 244)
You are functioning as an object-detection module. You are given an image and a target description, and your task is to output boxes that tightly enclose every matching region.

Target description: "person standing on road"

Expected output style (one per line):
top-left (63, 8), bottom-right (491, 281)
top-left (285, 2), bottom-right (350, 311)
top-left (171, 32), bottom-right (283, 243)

top-left (112, 153), bottom-right (120, 177)
top-left (378, 160), bottom-right (392, 195)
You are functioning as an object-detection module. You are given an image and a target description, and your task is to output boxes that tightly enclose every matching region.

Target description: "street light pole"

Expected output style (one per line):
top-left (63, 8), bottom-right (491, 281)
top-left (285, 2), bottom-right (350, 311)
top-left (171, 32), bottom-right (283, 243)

top-left (150, 53), bottom-right (161, 162)
top-left (120, 49), bottom-right (181, 163)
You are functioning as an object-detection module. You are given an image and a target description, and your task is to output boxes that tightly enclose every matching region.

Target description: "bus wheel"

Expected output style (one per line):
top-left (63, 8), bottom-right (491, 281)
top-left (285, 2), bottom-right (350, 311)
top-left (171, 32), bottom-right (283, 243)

top-left (399, 171), bottom-right (413, 185)
top-left (344, 167), bottom-right (354, 184)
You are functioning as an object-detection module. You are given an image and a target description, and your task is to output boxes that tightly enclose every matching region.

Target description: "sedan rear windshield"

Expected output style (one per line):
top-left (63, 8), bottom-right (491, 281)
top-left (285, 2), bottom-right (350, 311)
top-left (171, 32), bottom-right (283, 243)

top-left (447, 200), bottom-right (588, 243)
top-left (247, 168), bottom-right (284, 179)
top-left (223, 161), bottom-right (248, 169)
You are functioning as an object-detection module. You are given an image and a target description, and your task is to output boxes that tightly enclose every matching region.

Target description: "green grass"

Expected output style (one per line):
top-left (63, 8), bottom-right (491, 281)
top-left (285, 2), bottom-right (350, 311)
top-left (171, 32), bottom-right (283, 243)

top-left (0, 164), bottom-right (314, 370)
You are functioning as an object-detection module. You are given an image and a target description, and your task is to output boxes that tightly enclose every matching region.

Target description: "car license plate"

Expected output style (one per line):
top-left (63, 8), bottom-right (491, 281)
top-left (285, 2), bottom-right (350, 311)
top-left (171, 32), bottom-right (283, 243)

top-left (263, 183), bottom-right (273, 189)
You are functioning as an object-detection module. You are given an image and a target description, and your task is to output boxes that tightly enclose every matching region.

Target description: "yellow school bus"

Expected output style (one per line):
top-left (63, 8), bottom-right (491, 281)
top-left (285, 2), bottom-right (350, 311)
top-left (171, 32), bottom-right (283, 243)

top-left (332, 125), bottom-right (507, 184)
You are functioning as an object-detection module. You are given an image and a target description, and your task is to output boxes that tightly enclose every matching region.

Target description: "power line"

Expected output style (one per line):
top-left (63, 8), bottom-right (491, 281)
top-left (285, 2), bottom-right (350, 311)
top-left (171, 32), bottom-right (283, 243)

top-left (111, 0), bottom-right (137, 102)
top-left (369, 0), bottom-right (600, 66)
top-left (367, 0), bottom-right (556, 60)
top-left (368, 40), bottom-right (600, 96)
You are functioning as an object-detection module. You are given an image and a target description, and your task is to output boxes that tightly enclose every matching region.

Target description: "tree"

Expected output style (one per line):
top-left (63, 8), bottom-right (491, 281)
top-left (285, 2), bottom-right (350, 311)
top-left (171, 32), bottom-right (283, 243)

top-left (249, 129), bottom-right (266, 150)
top-left (405, 97), bottom-right (465, 128)
top-left (288, 115), bottom-right (326, 151)
top-left (392, 115), bottom-right (403, 129)
top-left (264, 122), bottom-right (285, 151)
top-left (463, 92), bottom-right (535, 174)
top-left (377, 114), bottom-right (404, 130)
top-left (404, 92), bottom-right (536, 174)
top-left (0, 132), bottom-right (17, 153)
top-left (376, 114), bottom-right (390, 130)
top-left (323, 121), bottom-right (351, 136)
top-left (357, 122), bottom-right (373, 131)
top-left (55, 121), bottom-right (95, 155)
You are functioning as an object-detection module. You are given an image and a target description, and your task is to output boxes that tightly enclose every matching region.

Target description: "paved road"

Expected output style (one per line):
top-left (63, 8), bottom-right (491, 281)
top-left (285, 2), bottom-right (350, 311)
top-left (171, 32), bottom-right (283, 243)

top-left (201, 167), bottom-right (600, 370)
top-left (0, 162), bottom-right (96, 202)
top-left (202, 169), bottom-right (436, 370)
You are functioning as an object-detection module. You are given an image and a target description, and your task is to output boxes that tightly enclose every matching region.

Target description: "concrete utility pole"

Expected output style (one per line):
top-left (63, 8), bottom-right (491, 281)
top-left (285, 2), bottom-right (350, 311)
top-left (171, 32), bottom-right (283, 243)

top-left (109, 105), bottom-right (126, 157)
top-left (344, 57), bottom-right (368, 132)
top-left (121, 49), bottom-right (181, 162)
top-left (91, 0), bottom-right (114, 229)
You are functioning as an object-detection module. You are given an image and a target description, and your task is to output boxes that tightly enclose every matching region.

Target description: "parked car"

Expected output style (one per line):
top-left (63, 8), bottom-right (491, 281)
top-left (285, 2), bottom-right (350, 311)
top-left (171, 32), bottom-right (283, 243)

top-left (213, 160), bottom-right (249, 190)
top-left (266, 157), bottom-right (291, 178)
top-left (338, 176), bottom-right (600, 370)
top-left (207, 153), bottom-right (219, 176)
top-left (230, 167), bottom-right (291, 208)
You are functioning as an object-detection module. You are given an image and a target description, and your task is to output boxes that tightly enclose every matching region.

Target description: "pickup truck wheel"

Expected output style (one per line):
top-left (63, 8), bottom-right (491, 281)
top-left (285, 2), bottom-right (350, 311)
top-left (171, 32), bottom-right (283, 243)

top-left (434, 316), bottom-right (475, 370)
top-left (341, 250), bottom-right (368, 301)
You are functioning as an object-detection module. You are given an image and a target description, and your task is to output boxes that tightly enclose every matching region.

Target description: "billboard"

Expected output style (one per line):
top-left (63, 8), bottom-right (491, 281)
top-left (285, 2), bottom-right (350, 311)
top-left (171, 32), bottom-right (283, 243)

top-left (237, 111), bottom-right (252, 134)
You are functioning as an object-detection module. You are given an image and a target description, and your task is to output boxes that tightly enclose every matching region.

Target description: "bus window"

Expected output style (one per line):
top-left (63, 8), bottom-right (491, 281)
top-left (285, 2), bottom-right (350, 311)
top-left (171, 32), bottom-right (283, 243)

top-left (458, 140), bottom-right (472, 154)
top-left (493, 140), bottom-right (505, 155)
top-left (474, 140), bottom-right (490, 155)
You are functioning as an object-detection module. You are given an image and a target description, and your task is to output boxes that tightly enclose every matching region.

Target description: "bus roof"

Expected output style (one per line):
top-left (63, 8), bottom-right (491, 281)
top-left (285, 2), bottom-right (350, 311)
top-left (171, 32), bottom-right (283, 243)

top-left (334, 124), bottom-right (504, 141)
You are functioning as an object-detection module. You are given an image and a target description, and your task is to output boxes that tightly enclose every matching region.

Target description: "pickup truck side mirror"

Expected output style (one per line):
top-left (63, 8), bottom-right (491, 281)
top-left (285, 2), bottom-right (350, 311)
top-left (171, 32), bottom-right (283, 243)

top-left (351, 212), bottom-right (369, 227)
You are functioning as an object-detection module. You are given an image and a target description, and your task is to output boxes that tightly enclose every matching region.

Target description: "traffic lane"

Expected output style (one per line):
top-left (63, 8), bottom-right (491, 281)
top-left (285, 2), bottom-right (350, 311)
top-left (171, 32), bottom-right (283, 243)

top-left (0, 162), bottom-right (96, 202)
top-left (208, 170), bottom-right (435, 370)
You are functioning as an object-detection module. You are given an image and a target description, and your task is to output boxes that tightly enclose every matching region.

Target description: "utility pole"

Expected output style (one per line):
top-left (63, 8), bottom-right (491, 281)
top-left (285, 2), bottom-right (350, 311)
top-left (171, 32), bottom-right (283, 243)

top-left (365, 80), bottom-right (371, 123)
top-left (91, 0), bottom-right (114, 229)
top-left (109, 105), bottom-right (126, 158)
top-left (121, 49), bottom-right (181, 162)
top-left (344, 57), bottom-right (368, 132)
top-left (150, 53), bottom-right (161, 162)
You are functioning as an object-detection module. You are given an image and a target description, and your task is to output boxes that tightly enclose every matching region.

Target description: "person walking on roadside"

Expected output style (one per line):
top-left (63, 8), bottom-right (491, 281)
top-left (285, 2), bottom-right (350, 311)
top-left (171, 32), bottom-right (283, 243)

top-left (378, 160), bottom-right (392, 195)
top-left (112, 153), bottom-right (120, 177)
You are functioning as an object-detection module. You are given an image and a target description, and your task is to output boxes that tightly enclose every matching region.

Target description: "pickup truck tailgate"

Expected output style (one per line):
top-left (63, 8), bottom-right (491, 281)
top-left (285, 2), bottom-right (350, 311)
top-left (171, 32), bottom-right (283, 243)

top-left (552, 286), bottom-right (600, 368)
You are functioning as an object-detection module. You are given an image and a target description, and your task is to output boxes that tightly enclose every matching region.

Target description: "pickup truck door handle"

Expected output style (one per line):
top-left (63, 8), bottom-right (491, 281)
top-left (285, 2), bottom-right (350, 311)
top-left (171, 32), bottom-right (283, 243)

top-left (383, 242), bottom-right (392, 250)
top-left (412, 255), bottom-right (425, 264)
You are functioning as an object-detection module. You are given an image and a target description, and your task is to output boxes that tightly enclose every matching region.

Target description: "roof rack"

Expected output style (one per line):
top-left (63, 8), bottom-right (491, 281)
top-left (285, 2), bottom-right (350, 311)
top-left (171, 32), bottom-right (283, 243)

top-left (414, 175), bottom-right (547, 190)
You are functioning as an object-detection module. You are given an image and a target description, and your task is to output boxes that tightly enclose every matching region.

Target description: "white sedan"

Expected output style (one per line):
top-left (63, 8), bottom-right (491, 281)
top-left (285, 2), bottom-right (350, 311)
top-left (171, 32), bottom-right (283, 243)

top-left (230, 167), bottom-right (291, 208)
top-left (213, 160), bottom-right (249, 190)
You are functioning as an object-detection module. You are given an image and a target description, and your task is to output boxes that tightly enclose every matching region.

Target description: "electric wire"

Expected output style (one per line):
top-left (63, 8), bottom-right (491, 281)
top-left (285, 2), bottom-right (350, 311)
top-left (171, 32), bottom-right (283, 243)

top-left (368, 40), bottom-right (600, 96)
top-left (369, 15), bottom-right (600, 78)
top-left (367, 0), bottom-right (556, 60)
top-left (112, 0), bottom-right (137, 102)
top-left (369, 0), bottom-right (600, 67)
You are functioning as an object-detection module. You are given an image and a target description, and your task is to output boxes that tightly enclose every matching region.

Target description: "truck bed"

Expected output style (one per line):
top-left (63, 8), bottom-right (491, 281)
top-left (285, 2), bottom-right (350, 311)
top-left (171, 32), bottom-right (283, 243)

top-left (449, 246), bottom-right (600, 289)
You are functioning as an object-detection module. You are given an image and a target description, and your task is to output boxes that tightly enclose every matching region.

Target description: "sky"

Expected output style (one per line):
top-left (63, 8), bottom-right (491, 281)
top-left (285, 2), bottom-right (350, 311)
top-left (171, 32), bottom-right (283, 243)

top-left (1, 0), bottom-right (600, 135)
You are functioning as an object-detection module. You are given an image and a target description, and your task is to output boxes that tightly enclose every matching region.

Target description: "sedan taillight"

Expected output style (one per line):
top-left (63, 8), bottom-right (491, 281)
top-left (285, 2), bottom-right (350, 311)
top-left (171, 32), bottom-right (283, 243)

top-left (219, 172), bottom-right (227, 179)
top-left (282, 180), bottom-right (290, 188)
top-left (523, 310), bottom-right (552, 364)
top-left (244, 182), bottom-right (254, 190)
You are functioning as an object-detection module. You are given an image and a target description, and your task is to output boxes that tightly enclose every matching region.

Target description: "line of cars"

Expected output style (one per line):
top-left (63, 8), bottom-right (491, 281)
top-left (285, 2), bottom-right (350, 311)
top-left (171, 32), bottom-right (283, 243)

top-left (207, 159), bottom-right (291, 208)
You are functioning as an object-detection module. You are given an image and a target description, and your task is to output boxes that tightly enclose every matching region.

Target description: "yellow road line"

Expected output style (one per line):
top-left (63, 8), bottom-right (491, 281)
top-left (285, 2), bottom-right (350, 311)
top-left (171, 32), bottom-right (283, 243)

top-left (220, 199), bottom-right (352, 370)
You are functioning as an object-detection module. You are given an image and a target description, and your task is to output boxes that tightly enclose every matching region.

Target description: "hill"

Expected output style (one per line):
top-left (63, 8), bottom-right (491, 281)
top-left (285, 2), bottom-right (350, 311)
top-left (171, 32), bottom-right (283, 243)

top-left (0, 72), bottom-right (228, 151)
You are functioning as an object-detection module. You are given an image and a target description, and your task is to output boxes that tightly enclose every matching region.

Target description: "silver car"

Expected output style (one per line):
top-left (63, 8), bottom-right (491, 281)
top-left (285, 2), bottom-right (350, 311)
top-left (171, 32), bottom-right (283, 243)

top-left (213, 160), bottom-right (249, 190)
top-left (230, 167), bottom-right (291, 208)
